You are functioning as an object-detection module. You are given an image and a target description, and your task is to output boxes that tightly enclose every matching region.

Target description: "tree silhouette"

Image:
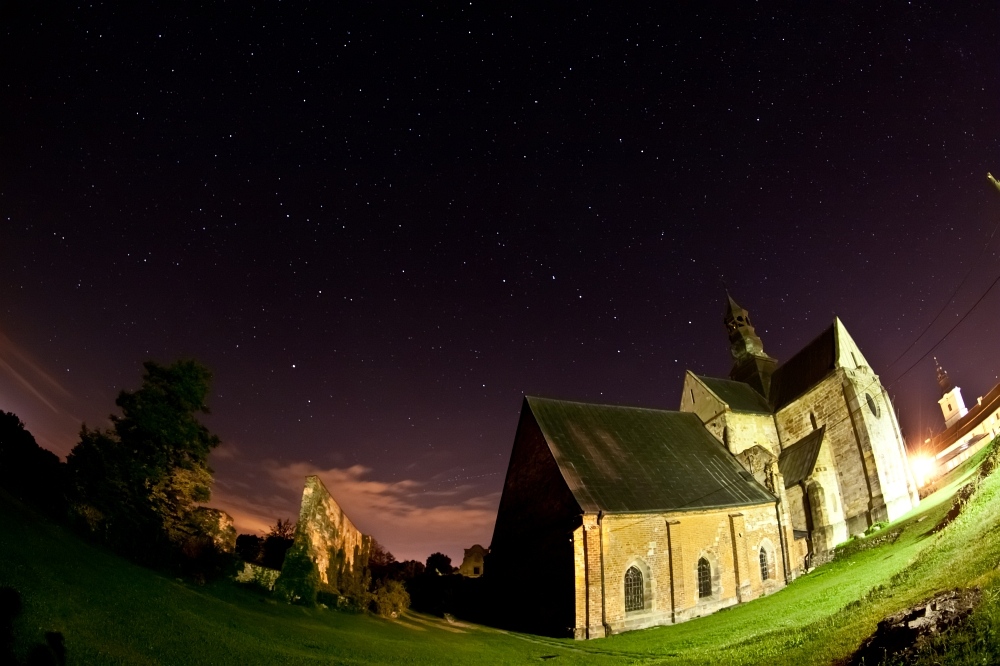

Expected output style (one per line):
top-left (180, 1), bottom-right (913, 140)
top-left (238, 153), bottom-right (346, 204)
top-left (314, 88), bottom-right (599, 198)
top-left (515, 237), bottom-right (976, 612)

top-left (66, 360), bottom-right (221, 560)
top-left (425, 552), bottom-right (453, 575)
top-left (0, 411), bottom-right (65, 516)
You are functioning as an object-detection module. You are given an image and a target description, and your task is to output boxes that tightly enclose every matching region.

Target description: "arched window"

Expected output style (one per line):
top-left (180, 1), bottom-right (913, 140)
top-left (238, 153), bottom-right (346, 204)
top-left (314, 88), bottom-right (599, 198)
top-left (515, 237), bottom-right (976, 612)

top-left (759, 548), bottom-right (770, 581)
top-left (697, 558), bottom-right (712, 598)
top-left (624, 566), bottom-right (643, 612)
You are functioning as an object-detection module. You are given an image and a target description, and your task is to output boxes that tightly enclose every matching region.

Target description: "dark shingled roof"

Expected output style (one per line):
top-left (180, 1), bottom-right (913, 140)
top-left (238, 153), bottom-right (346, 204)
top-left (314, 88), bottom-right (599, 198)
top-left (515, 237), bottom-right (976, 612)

top-left (525, 396), bottom-right (776, 513)
top-left (769, 324), bottom-right (837, 409)
top-left (778, 426), bottom-right (825, 488)
top-left (697, 375), bottom-right (772, 414)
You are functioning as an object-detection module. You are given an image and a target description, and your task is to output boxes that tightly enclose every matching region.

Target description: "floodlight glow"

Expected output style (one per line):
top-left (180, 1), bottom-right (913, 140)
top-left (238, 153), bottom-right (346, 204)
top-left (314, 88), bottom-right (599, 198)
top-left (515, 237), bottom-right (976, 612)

top-left (911, 454), bottom-right (936, 488)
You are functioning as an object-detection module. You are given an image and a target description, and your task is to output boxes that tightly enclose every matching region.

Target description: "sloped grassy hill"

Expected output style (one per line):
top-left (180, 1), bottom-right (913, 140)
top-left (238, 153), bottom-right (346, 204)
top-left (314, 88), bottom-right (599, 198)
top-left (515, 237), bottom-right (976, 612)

top-left (3, 445), bottom-right (1000, 665)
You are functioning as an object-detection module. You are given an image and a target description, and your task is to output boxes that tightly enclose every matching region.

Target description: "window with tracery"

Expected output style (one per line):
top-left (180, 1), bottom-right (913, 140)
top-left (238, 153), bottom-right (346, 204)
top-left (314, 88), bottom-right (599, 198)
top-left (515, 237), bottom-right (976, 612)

top-left (697, 558), bottom-right (711, 598)
top-left (759, 548), bottom-right (770, 581)
top-left (624, 566), bottom-right (643, 612)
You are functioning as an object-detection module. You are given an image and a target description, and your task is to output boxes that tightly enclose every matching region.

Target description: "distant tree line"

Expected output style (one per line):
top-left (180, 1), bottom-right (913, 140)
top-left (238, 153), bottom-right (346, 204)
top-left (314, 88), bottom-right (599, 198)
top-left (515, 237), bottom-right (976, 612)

top-left (235, 518), bottom-right (295, 570)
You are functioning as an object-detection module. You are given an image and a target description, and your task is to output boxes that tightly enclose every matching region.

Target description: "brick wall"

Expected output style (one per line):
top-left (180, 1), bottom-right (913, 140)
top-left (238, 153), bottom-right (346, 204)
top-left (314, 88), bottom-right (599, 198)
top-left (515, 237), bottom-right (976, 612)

top-left (577, 502), bottom-right (785, 637)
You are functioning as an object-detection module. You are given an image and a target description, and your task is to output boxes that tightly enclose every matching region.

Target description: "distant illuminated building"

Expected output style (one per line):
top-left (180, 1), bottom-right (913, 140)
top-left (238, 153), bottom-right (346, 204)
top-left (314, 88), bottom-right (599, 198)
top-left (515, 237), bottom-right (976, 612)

top-left (936, 358), bottom-right (968, 428)
top-left (458, 544), bottom-right (487, 577)
top-left (927, 359), bottom-right (1000, 473)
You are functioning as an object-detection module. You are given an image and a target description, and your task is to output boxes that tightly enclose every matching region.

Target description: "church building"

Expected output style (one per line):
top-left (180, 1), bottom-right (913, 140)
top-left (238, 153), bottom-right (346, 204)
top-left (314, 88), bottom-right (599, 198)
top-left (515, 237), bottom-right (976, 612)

top-left (488, 296), bottom-right (919, 638)
top-left (925, 359), bottom-right (1000, 475)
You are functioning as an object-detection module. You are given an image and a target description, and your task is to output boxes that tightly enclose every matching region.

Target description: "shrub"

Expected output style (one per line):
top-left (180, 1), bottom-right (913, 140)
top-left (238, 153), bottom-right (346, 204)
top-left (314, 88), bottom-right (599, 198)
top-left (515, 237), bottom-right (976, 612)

top-left (273, 547), bottom-right (319, 606)
top-left (373, 580), bottom-right (410, 618)
top-left (865, 521), bottom-right (890, 536)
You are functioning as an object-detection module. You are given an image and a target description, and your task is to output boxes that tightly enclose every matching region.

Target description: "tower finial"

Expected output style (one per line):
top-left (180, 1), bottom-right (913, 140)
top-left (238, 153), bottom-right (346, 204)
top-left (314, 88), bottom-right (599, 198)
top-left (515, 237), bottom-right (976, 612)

top-left (934, 357), bottom-right (955, 395)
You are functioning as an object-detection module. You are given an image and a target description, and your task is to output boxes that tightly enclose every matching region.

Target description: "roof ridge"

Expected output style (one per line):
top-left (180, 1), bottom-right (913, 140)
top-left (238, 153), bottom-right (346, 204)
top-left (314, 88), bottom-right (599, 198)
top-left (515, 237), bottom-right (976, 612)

top-left (525, 394), bottom-right (693, 416)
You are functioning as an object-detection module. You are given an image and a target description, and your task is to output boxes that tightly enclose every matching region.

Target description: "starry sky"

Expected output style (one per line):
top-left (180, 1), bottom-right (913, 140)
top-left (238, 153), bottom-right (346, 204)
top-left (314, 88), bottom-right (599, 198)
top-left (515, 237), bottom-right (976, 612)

top-left (2, 3), bottom-right (999, 562)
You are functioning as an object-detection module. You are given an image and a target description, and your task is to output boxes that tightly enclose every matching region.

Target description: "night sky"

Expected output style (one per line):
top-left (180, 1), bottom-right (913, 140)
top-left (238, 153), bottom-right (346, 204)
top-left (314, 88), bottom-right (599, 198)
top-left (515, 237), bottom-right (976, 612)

top-left (2, 3), bottom-right (999, 562)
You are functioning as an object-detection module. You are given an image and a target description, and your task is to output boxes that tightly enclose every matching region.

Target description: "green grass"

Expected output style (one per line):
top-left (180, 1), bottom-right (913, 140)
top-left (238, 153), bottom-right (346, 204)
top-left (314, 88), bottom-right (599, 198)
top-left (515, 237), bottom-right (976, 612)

top-left (2, 445), bottom-right (999, 665)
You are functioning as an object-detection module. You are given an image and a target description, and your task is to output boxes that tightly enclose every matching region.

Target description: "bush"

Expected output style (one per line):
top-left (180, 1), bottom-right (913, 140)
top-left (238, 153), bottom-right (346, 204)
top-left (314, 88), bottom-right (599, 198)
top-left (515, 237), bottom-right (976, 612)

top-left (373, 580), bottom-right (410, 618)
top-left (865, 521), bottom-right (890, 536)
top-left (273, 547), bottom-right (319, 606)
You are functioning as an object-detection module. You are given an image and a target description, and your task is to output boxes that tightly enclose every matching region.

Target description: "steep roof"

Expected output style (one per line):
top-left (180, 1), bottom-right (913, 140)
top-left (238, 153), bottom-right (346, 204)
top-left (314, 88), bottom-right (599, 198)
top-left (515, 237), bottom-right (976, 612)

top-left (525, 396), bottom-right (776, 514)
top-left (769, 324), bottom-right (837, 409)
top-left (697, 375), bottom-right (772, 414)
top-left (778, 426), bottom-right (825, 488)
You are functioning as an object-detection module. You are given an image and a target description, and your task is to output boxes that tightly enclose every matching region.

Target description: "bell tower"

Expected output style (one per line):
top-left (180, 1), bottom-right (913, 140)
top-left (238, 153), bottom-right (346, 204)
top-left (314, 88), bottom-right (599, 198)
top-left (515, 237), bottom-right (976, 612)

top-left (724, 294), bottom-right (777, 398)
top-left (935, 358), bottom-right (967, 428)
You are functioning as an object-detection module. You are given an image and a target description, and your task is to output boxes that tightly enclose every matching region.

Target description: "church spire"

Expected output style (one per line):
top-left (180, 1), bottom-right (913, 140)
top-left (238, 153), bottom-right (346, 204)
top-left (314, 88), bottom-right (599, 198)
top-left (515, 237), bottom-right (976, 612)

top-left (934, 357), bottom-right (955, 395)
top-left (724, 294), bottom-right (777, 398)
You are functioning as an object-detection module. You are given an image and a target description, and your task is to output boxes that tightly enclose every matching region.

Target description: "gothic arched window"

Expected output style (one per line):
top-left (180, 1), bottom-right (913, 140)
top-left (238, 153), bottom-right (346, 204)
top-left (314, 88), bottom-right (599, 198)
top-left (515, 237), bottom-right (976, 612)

top-left (624, 566), bottom-right (643, 612)
top-left (697, 558), bottom-right (712, 598)
top-left (759, 548), bottom-right (770, 581)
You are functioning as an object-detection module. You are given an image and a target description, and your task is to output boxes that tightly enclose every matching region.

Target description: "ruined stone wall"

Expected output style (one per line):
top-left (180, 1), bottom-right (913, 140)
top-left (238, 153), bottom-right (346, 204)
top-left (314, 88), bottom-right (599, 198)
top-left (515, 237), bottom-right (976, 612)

top-left (275, 475), bottom-right (371, 603)
top-left (577, 502), bottom-right (784, 637)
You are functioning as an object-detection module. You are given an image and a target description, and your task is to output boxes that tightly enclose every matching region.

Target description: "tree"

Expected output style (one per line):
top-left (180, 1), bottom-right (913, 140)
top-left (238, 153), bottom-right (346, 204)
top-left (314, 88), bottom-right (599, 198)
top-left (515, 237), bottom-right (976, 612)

top-left (368, 539), bottom-right (397, 582)
top-left (235, 534), bottom-right (263, 563)
top-left (425, 552), bottom-right (453, 576)
top-left (66, 360), bottom-right (221, 560)
top-left (268, 518), bottom-right (296, 540)
top-left (260, 518), bottom-right (296, 569)
top-left (372, 579), bottom-right (410, 618)
top-left (0, 411), bottom-right (65, 516)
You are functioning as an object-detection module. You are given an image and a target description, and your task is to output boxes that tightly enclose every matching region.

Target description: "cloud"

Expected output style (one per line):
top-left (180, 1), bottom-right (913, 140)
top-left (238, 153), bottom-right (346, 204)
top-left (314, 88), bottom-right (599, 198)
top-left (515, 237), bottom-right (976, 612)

top-left (211, 459), bottom-right (500, 563)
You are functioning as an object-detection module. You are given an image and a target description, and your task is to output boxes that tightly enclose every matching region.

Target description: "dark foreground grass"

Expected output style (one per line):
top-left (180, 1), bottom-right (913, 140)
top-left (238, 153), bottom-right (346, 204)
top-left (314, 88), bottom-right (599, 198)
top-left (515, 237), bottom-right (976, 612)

top-left (0, 493), bottom-right (619, 665)
top-left (1, 445), bottom-right (997, 665)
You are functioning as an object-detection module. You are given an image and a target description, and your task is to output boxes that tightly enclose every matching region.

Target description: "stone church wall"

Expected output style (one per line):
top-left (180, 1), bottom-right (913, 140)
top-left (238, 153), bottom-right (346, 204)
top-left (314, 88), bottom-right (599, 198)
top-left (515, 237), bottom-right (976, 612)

top-left (680, 373), bottom-right (725, 426)
top-left (580, 502), bottom-right (784, 636)
top-left (845, 370), bottom-right (918, 520)
top-left (723, 412), bottom-right (781, 457)
top-left (775, 369), bottom-right (871, 537)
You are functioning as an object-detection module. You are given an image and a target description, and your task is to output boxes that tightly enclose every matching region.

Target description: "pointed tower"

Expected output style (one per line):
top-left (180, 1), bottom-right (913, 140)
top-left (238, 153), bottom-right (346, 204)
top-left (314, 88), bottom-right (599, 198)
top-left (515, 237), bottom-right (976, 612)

top-left (724, 294), bottom-right (778, 398)
top-left (935, 358), bottom-right (967, 428)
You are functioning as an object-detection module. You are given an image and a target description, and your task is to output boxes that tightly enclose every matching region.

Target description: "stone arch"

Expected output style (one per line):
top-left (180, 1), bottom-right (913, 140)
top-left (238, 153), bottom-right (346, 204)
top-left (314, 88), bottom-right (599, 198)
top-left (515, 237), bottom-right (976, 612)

top-left (757, 537), bottom-right (777, 582)
top-left (807, 480), bottom-right (828, 527)
top-left (695, 550), bottom-right (721, 601)
top-left (622, 556), bottom-right (653, 613)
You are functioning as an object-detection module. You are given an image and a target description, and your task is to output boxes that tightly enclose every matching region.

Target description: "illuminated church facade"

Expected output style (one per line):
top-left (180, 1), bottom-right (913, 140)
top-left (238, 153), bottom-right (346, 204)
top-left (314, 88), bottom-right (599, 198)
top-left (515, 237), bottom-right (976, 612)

top-left (488, 296), bottom-right (919, 638)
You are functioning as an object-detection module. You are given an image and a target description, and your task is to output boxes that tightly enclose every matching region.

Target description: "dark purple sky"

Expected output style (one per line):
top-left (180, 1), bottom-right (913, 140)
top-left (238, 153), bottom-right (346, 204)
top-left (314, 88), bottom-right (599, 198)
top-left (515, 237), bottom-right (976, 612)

top-left (2, 3), bottom-right (999, 561)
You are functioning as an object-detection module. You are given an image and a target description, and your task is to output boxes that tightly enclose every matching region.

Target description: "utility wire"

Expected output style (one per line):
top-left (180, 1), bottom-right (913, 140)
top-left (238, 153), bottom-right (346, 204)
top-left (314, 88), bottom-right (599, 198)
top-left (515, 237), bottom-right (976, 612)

top-left (884, 176), bottom-right (1000, 374)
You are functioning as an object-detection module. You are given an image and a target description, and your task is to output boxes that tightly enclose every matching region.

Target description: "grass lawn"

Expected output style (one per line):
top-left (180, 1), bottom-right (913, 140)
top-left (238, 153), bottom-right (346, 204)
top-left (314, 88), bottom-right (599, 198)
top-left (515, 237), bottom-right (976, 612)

top-left (2, 445), bottom-right (999, 665)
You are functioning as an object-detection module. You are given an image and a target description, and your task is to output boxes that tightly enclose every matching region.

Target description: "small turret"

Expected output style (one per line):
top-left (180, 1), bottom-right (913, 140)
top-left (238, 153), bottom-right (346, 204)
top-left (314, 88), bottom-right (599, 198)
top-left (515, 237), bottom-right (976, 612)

top-left (724, 294), bottom-right (777, 398)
